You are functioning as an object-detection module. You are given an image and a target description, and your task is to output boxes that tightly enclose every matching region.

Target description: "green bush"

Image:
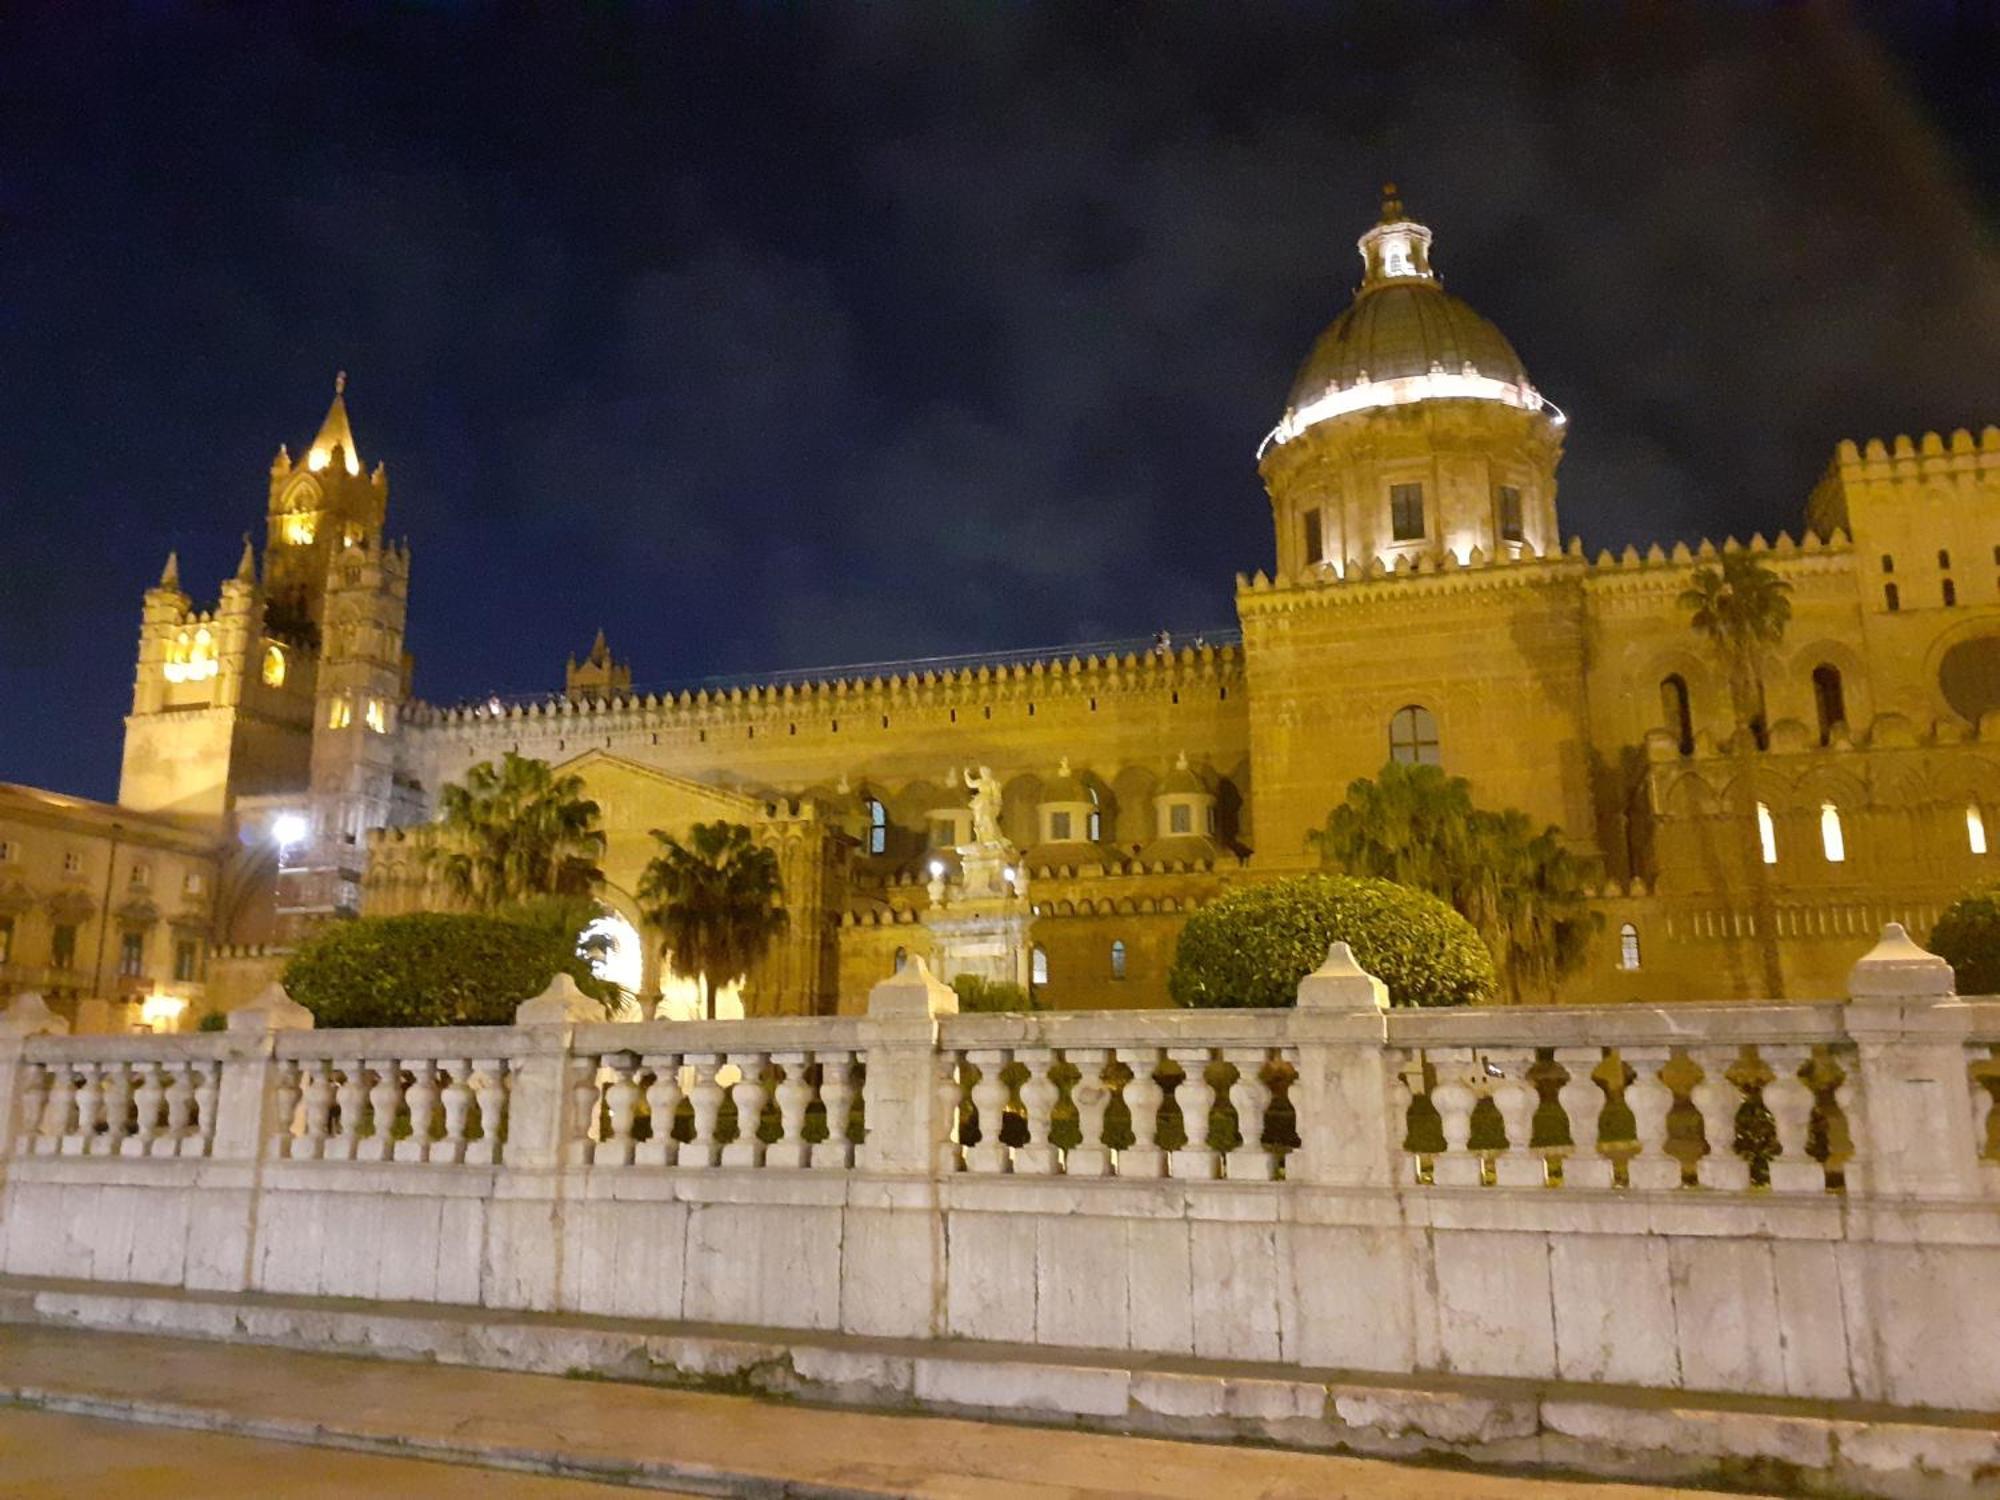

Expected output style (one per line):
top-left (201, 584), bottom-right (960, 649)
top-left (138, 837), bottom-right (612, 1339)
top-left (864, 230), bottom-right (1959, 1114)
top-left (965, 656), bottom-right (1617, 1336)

top-left (283, 912), bottom-right (613, 1028)
top-left (195, 1009), bottom-right (229, 1033)
top-left (1931, 886), bottom-right (2000, 997)
top-left (1168, 874), bottom-right (1496, 1009)
top-left (951, 973), bottom-right (1035, 1012)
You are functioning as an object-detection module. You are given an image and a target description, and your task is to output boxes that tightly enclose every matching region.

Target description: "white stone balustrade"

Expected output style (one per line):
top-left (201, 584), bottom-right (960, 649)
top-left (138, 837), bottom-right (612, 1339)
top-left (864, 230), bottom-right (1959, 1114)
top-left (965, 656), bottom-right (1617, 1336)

top-left (0, 931), bottom-right (1997, 1423)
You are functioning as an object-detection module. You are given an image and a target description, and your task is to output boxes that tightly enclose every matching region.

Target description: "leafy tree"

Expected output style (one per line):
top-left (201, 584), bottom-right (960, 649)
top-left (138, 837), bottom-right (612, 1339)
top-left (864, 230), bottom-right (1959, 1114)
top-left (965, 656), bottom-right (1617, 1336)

top-left (637, 821), bottom-right (788, 1019)
top-left (1169, 874), bottom-right (1495, 1009)
top-left (424, 752), bottom-right (606, 912)
top-left (1312, 761), bottom-right (1597, 1002)
top-left (1931, 885), bottom-right (2000, 996)
top-left (283, 912), bottom-right (612, 1028)
top-left (1678, 550), bottom-right (1793, 745)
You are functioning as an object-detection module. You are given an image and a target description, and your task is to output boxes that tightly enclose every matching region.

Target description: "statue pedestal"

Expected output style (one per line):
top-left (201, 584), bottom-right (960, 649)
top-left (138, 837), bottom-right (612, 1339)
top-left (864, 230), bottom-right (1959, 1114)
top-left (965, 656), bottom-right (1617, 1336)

top-left (925, 841), bottom-right (1034, 990)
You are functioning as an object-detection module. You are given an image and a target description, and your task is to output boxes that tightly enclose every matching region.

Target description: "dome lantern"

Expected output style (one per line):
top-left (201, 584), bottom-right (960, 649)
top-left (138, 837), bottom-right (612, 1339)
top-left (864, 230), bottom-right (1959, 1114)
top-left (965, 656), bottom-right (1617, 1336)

top-left (1358, 183), bottom-right (1436, 289)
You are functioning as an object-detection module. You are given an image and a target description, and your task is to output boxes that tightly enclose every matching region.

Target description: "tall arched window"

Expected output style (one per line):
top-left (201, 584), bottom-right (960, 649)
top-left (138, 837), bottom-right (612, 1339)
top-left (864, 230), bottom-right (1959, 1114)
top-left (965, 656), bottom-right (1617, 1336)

top-left (1618, 923), bottom-right (1641, 971)
top-left (1087, 783), bottom-right (1102, 842)
top-left (1109, 940), bottom-right (1127, 980)
top-left (1885, 583), bottom-right (1901, 612)
top-left (893, 946), bottom-right (907, 973)
top-left (1755, 802), bottom-right (1779, 865)
top-left (262, 645), bottom-right (287, 687)
top-left (1031, 946), bottom-right (1049, 986)
top-left (1660, 675), bottom-right (1694, 755)
top-left (1388, 705), bottom-right (1440, 766)
top-left (1811, 665), bottom-right (1845, 745)
top-left (1820, 803), bottom-right (1846, 863)
top-left (863, 797), bottom-right (887, 855)
top-left (1970, 803), bottom-right (1989, 856)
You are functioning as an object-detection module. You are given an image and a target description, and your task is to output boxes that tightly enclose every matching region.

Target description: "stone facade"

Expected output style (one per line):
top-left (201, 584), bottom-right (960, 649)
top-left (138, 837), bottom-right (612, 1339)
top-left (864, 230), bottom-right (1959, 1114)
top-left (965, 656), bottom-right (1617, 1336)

top-left (46, 190), bottom-right (2000, 1016)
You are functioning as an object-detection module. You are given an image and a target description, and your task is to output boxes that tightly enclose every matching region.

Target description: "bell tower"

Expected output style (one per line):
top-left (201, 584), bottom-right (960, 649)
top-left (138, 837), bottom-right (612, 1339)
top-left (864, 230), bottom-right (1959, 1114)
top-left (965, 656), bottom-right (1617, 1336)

top-left (263, 372), bottom-right (389, 642)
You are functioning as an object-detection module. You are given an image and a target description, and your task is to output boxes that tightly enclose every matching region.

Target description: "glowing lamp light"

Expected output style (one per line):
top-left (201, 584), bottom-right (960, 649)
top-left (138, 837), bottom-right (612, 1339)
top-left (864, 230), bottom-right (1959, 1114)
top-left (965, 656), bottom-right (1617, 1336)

top-left (928, 858), bottom-right (947, 878)
top-left (140, 987), bottom-right (188, 1033)
top-left (271, 812), bottom-right (309, 848)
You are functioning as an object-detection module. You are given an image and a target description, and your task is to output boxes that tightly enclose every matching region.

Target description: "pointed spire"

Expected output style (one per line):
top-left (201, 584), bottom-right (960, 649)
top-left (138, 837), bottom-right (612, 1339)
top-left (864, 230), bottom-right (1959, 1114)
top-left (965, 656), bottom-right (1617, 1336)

top-left (306, 370), bottom-right (361, 476)
top-left (234, 534), bottom-right (257, 585)
top-left (158, 550), bottom-right (181, 590)
top-left (590, 627), bottom-right (609, 663)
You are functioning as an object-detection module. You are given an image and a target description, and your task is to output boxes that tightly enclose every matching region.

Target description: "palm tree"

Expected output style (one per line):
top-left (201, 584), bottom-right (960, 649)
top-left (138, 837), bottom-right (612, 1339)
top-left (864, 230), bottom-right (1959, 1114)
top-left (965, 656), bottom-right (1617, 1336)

top-left (426, 752), bottom-right (606, 911)
top-left (637, 821), bottom-right (788, 1020)
top-left (1678, 551), bottom-right (1793, 748)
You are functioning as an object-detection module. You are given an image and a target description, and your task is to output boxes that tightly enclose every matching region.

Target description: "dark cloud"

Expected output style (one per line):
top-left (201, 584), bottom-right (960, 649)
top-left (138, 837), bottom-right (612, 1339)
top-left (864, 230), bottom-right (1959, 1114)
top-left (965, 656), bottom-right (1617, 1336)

top-left (2, 4), bottom-right (1997, 796)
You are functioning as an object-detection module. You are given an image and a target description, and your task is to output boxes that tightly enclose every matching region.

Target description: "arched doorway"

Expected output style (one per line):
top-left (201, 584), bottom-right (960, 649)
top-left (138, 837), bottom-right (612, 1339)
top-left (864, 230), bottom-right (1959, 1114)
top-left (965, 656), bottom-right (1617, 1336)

top-left (579, 909), bottom-right (647, 1022)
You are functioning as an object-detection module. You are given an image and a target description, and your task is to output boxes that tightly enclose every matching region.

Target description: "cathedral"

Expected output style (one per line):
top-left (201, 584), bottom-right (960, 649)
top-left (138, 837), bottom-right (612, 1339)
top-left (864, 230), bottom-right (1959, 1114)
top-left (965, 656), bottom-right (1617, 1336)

top-left (31, 189), bottom-right (2000, 1024)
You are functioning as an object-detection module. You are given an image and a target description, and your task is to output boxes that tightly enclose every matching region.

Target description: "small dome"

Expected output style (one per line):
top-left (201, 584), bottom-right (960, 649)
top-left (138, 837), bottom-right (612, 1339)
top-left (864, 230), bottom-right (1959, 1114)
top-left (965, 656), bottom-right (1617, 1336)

top-left (1158, 752), bottom-right (1209, 797)
top-left (1286, 283), bottom-right (1531, 413)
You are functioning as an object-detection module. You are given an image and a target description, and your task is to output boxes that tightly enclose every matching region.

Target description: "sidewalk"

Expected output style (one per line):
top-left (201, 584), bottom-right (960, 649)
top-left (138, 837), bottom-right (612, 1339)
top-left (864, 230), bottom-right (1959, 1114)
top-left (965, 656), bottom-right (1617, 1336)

top-left (0, 1324), bottom-right (1762, 1499)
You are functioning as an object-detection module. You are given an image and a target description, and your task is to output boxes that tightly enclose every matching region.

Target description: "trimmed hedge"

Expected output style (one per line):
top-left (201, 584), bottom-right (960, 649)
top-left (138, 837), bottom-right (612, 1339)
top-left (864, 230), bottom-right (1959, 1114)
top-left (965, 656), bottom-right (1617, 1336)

top-left (952, 974), bottom-right (1035, 1013)
top-left (1931, 886), bottom-right (2000, 998)
top-left (1168, 874), bottom-right (1496, 1009)
top-left (283, 912), bottom-right (612, 1028)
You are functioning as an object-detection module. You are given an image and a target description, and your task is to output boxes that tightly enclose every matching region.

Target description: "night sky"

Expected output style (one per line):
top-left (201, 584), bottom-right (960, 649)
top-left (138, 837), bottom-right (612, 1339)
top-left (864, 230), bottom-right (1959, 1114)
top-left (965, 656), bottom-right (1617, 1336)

top-left (5, 4), bottom-right (1998, 800)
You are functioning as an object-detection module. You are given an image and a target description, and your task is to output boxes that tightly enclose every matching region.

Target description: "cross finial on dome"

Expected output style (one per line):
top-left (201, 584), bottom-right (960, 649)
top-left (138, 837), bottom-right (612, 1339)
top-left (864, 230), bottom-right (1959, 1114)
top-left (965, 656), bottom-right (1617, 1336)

top-left (1379, 181), bottom-right (1405, 222)
top-left (335, 370), bottom-right (346, 395)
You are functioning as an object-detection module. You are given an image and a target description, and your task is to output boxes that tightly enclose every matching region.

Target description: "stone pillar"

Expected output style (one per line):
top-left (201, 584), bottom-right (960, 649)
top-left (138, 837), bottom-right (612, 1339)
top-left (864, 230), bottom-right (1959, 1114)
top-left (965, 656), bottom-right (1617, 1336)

top-left (1842, 924), bottom-right (1982, 1200)
top-left (858, 957), bottom-right (956, 1175)
top-left (506, 973), bottom-right (599, 1169)
top-left (212, 981), bottom-right (315, 1160)
top-left (0, 992), bottom-right (67, 1157)
top-left (1286, 943), bottom-right (1399, 1188)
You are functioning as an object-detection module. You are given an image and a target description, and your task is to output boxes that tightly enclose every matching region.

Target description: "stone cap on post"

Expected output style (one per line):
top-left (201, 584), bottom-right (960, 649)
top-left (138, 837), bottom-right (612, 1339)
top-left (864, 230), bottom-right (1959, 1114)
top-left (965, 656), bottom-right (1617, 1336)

top-left (515, 972), bottom-right (606, 1026)
top-left (1847, 923), bottom-right (1956, 1004)
top-left (866, 956), bottom-right (959, 1019)
top-left (0, 991), bottom-right (68, 1038)
top-left (1295, 942), bottom-right (1389, 1013)
top-left (226, 982), bottom-right (316, 1033)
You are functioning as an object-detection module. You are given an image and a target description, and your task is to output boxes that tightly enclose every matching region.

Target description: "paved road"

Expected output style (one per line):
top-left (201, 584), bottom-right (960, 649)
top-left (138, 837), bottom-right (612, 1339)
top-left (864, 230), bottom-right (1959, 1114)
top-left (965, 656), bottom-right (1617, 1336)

top-left (0, 1408), bottom-right (685, 1498)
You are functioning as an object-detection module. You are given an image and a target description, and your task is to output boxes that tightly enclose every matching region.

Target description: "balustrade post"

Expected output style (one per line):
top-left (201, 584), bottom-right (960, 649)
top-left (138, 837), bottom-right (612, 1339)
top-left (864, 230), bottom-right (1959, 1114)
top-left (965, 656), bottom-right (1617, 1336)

top-left (216, 982), bottom-right (314, 1161)
top-left (1223, 1047), bottom-right (1274, 1182)
top-left (1487, 1049), bottom-right (1543, 1188)
top-left (64, 1063), bottom-right (99, 1156)
top-left (1691, 1047), bottom-right (1750, 1191)
top-left (721, 1052), bottom-right (771, 1168)
top-left (1842, 924), bottom-right (1984, 1200)
top-left (1429, 1054), bottom-right (1484, 1187)
top-left (636, 1056), bottom-right (683, 1168)
top-left (97, 1061), bottom-right (135, 1158)
top-left (812, 1051), bottom-right (856, 1170)
top-left (1064, 1048), bottom-right (1113, 1177)
top-left (681, 1055), bottom-right (726, 1168)
top-left (436, 1060), bottom-right (473, 1165)
top-left (857, 957), bottom-right (957, 1176)
top-left (396, 1060), bottom-right (440, 1164)
top-left (1623, 1047), bottom-right (1681, 1190)
top-left (1762, 1044), bottom-right (1823, 1194)
top-left (505, 973), bottom-right (599, 1170)
top-left (766, 1051), bottom-right (813, 1169)
top-left (1115, 1046), bottom-right (1166, 1178)
top-left (1288, 943), bottom-right (1399, 1188)
top-left (1015, 1051), bottom-right (1060, 1176)
top-left (1555, 1046), bottom-right (1613, 1188)
top-left (964, 1049), bottom-right (1012, 1174)
top-left (0, 994), bottom-right (66, 1159)
top-left (466, 1059), bottom-right (507, 1166)
top-left (1167, 1047), bottom-right (1220, 1179)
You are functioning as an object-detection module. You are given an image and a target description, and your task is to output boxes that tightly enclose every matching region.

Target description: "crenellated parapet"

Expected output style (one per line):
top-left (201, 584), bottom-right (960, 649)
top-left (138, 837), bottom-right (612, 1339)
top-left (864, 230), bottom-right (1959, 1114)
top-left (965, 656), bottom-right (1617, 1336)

top-left (1808, 426), bottom-right (2000, 541)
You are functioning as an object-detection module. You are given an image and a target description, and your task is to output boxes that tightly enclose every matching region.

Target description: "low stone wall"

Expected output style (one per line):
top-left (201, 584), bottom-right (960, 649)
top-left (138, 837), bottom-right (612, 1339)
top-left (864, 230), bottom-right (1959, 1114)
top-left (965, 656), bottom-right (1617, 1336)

top-left (0, 928), bottom-right (1995, 1492)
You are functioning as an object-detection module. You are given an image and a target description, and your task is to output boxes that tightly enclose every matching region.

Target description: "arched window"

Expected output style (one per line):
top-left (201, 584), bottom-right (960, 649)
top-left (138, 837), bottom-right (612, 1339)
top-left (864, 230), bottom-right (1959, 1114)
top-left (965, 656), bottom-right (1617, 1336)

top-left (187, 628), bottom-right (218, 681)
top-left (1618, 923), bottom-right (1641, 971)
top-left (1811, 665), bottom-right (1845, 745)
top-left (1109, 940), bottom-right (1127, 980)
top-left (1087, 783), bottom-right (1102, 842)
top-left (1031, 946), bottom-right (1049, 986)
top-left (1755, 801), bottom-right (1779, 865)
top-left (1885, 583), bottom-right (1901, 613)
top-left (1970, 804), bottom-right (1990, 856)
top-left (1387, 705), bottom-right (1440, 766)
top-left (1939, 548), bottom-right (1953, 570)
top-left (262, 645), bottom-right (287, 687)
top-left (1820, 803), bottom-right (1846, 863)
top-left (893, 946), bottom-right (907, 973)
top-left (863, 797), bottom-right (887, 855)
top-left (1660, 675), bottom-right (1694, 755)
top-left (1944, 579), bottom-right (1958, 607)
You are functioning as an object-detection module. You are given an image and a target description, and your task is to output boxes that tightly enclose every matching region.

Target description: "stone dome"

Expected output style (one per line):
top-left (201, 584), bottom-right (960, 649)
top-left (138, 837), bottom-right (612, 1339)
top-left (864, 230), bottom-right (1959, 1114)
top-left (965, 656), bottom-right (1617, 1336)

top-left (1285, 282), bottom-right (1532, 414)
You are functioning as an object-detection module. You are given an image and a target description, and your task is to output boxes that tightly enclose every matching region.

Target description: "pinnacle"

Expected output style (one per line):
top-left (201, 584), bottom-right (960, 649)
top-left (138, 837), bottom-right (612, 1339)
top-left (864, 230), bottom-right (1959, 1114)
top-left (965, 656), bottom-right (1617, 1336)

top-left (158, 550), bottom-right (181, 590)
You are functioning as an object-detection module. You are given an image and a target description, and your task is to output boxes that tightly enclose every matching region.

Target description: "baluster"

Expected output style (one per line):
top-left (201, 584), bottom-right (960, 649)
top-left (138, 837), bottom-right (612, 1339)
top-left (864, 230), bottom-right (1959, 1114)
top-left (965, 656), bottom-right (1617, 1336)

top-left (64, 1063), bottom-right (100, 1156)
top-left (434, 1060), bottom-right (472, 1164)
top-left (1116, 1046), bottom-right (1166, 1178)
top-left (1971, 1053), bottom-right (1999, 1194)
top-left (965, 1048), bottom-right (1012, 1174)
top-left (1762, 1045), bottom-right (1823, 1194)
top-left (1488, 1050), bottom-right (1544, 1188)
top-left (1623, 1047), bottom-right (1681, 1190)
top-left (299, 1060), bottom-right (335, 1159)
top-left (1223, 1047), bottom-right (1274, 1182)
top-left (563, 1056), bottom-right (603, 1166)
top-left (766, 1051), bottom-right (813, 1169)
top-left (636, 1055), bottom-right (684, 1167)
top-left (812, 1051), bottom-right (855, 1170)
top-left (596, 1054), bottom-right (640, 1167)
top-left (395, 1060), bottom-right (439, 1163)
top-left (1430, 1054), bottom-right (1483, 1187)
top-left (1015, 1051), bottom-right (1060, 1175)
top-left (269, 1059), bottom-right (302, 1157)
top-left (1691, 1047), bottom-right (1750, 1190)
top-left (466, 1058), bottom-right (507, 1165)
top-left (680, 1054), bottom-right (724, 1167)
top-left (156, 1061), bottom-right (195, 1156)
top-left (935, 1054), bottom-right (964, 1174)
top-left (358, 1061), bottom-right (405, 1162)
top-left (187, 1059), bottom-right (220, 1157)
top-left (37, 1061), bottom-right (76, 1156)
top-left (1393, 1058), bottom-right (1426, 1185)
top-left (1167, 1047), bottom-right (1219, 1179)
top-left (97, 1061), bottom-right (134, 1158)
top-left (326, 1059), bottom-right (367, 1160)
top-left (15, 1063), bottom-right (51, 1158)
top-left (126, 1061), bottom-right (167, 1157)
top-left (721, 1052), bottom-right (770, 1168)
top-left (1064, 1048), bottom-right (1112, 1177)
top-left (1554, 1046), bottom-right (1612, 1189)
top-left (1831, 1056), bottom-right (1857, 1191)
